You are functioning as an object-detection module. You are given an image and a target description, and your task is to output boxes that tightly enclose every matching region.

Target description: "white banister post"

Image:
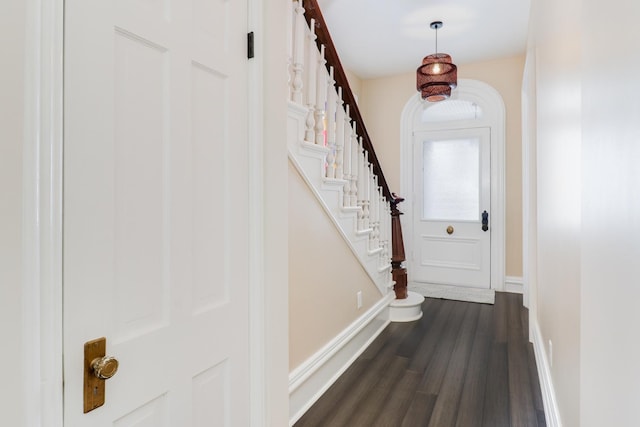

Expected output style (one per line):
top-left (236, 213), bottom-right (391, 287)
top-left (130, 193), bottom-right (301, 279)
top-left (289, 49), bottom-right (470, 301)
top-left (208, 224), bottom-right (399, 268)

top-left (325, 67), bottom-right (336, 178)
top-left (342, 105), bottom-right (352, 207)
top-left (335, 87), bottom-right (345, 180)
top-left (292, 0), bottom-right (305, 104)
top-left (304, 18), bottom-right (317, 142)
top-left (314, 45), bottom-right (326, 145)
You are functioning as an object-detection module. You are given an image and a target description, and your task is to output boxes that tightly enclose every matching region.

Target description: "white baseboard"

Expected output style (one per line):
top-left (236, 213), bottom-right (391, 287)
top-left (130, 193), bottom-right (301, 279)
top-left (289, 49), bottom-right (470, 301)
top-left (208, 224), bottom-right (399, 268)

top-left (288, 293), bottom-right (394, 425)
top-left (505, 276), bottom-right (523, 294)
top-left (409, 282), bottom-right (495, 304)
top-left (531, 318), bottom-right (563, 427)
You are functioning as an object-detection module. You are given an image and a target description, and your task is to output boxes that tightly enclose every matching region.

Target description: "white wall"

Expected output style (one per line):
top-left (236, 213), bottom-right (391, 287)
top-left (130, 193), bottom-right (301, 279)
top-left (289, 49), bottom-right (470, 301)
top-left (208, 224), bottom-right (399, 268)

top-left (0, 1), bottom-right (26, 425)
top-left (580, 0), bottom-right (640, 425)
top-left (528, 0), bottom-right (640, 425)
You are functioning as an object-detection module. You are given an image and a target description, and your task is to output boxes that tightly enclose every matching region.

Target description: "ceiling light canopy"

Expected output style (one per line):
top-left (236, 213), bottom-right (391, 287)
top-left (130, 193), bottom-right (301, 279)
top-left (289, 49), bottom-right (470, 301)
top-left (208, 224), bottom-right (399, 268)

top-left (416, 21), bottom-right (457, 102)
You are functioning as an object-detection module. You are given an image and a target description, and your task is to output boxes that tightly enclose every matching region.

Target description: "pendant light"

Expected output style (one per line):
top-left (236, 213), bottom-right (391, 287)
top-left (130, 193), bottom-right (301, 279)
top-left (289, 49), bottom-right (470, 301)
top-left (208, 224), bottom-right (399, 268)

top-left (416, 21), bottom-right (458, 102)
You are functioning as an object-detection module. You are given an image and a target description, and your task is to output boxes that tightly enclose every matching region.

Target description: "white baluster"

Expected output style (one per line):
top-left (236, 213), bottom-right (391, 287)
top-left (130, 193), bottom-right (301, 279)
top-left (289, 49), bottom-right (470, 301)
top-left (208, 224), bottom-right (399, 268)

top-left (304, 18), bottom-right (317, 142)
top-left (358, 146), bottom-right (370, 230)
top-left (314, 45), bottom-right (326, 145)
top-left (292, 0), bottom-right (305, 104)
top-left (342, 105), bottom-right (352, 207)
top-left (325, 67), bottom-right (336, 178)
top-left (371, 173), bottom-right (380, 250)
top-left (350, 132), bottom-right (360, 208)
top-left (335, 87), bottom-right (345, 180)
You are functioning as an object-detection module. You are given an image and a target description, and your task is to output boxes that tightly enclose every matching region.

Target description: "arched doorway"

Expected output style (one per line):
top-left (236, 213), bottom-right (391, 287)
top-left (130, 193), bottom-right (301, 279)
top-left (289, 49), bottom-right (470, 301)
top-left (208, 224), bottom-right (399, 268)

top-left (400, 79), bottom-right (506, 303)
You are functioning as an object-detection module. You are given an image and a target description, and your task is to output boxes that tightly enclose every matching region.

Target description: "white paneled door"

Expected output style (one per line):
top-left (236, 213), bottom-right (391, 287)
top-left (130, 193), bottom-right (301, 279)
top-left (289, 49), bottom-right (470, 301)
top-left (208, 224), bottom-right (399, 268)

top-left (63, 0), bottom-right (250, 425)
top-left (412, 128), bottom-right (491, 289)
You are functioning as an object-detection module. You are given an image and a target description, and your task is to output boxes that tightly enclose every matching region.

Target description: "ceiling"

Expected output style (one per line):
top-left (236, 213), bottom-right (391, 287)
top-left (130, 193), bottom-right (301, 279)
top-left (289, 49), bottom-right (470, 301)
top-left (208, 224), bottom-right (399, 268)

top-left (316, 0), bottom-right (531, 79)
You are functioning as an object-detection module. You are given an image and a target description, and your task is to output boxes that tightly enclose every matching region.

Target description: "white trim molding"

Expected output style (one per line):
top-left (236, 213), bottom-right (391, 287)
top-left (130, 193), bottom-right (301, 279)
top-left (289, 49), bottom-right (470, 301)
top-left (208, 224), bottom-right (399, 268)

top-left (288, 293), bottom-right (394, 425)
top-left (400, 79), bottom-right (506, 294)
top-left (24, 0), bottom-right (64, 425)
top-left (531, 318), bottom-right (563, 427)
top-left (505, 276), bottom-right (524, 294)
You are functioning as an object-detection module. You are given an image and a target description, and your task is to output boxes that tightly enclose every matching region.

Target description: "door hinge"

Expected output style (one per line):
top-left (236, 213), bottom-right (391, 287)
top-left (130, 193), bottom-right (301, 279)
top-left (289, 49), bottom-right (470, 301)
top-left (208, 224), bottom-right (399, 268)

top-left (247, 31), bottom-right (254, 59)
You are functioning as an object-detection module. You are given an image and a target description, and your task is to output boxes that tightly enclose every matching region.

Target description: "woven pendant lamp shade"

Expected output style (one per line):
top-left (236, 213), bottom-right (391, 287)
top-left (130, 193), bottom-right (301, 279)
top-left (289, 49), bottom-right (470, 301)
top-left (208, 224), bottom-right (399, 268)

top-left (416, 22), bottom-right (457, 102)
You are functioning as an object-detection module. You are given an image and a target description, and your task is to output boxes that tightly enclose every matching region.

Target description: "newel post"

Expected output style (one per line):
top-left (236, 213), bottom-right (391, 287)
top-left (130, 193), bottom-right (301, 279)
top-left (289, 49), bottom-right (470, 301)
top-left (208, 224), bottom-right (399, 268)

top-left (390, 193), bottom-right (408, 299)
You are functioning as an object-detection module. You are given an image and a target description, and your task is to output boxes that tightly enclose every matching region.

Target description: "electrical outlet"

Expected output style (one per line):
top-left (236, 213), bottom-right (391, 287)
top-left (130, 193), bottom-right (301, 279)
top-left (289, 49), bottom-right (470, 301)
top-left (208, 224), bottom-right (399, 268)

top-left (548, 340), bottom-right (553, 368)
top-left (357, 291), bottom-right (363, 309)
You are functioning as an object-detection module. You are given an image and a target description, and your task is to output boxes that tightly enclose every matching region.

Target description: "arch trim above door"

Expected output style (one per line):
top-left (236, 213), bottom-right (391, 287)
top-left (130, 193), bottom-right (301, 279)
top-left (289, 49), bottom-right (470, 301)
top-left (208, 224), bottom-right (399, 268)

top-left (400, 79), bottom-right (506, 295)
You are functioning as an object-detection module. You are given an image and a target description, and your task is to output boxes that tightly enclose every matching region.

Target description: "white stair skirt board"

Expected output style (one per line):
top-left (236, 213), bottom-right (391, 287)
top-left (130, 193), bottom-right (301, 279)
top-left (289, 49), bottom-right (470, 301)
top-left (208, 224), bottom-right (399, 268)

top-left (288, 293), bottom-right (395, 425)
top-left (505, 276), bottom-right (524, 294)
top-left (409, 282), bottom-right (496, 304)
top-left (531, 318), bottom-right (563, 427)
top-left (389, 291), bottom-right (424, 322)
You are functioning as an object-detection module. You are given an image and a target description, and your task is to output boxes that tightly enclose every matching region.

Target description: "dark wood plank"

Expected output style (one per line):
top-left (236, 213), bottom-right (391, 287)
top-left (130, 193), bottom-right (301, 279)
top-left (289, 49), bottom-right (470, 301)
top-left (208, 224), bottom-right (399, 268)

top-left (493, 292), bottom-right (509, 343)
top-left (482, 343), bottom-right (511, 427)
top-left (407, 299), bottom-right (456, 373)
top-left (418, 301), bottom-right (469, 393)
top-left (528, 344), bottom-right (545, 415)
top-left (455, 304), bottom-right (494, 427)
top-left (401, 391), bottom-right (437, 427)
top-left (506, 293), bottom-right (538, 427)
top-left (373, 370), bottom-right (422, 427)
top-left (345, 356), bottom-right (408, 426)
top-left (293, 359), bottom-right (369, 427)
top-left (427, 303), bottom-right (480, 427)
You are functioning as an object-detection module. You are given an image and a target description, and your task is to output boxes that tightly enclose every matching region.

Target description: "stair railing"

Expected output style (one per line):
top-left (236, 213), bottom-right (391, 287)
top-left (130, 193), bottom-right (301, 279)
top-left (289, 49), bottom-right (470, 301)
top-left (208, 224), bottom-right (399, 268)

top-left (287, 0), bottom-right (408, 299)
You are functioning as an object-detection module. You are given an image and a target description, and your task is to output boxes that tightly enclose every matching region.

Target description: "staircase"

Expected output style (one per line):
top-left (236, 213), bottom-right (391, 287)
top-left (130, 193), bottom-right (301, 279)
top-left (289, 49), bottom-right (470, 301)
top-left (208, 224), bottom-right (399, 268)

top-left (286, 1), bottom-right (425, 423)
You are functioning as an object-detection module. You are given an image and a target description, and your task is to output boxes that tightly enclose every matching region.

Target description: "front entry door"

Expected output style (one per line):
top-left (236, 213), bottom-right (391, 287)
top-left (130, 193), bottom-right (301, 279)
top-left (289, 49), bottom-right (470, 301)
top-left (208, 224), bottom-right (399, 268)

top-left (63, 0), bottom-right (250, 425)
top-left (412, 127), bottom-right (491, 289)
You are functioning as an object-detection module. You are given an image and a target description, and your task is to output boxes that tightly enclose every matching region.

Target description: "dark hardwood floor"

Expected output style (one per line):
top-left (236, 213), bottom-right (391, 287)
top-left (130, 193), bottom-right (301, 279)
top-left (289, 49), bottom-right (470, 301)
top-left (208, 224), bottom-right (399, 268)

top-left (294, 292), bottom-right (546, 427)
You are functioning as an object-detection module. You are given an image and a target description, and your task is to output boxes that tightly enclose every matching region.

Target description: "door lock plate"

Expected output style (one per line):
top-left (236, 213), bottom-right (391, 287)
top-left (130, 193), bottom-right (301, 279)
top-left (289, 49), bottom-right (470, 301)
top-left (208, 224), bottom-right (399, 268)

top-left (84, 337), bottom-right (109, 413)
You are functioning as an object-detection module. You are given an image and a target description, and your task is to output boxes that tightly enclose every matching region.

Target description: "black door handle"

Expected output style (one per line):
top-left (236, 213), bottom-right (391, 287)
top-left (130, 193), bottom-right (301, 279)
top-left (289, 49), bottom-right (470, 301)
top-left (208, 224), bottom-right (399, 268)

top-left (482, 210), bottom-right (489, 232)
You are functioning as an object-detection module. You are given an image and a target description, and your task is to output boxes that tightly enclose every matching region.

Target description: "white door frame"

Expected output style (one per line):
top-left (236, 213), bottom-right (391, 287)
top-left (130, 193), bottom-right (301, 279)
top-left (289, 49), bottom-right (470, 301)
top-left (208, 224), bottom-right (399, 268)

top-left (400, 79), bottom-right (506, 296)
top-left (23, 0), bottom-right (284, 425)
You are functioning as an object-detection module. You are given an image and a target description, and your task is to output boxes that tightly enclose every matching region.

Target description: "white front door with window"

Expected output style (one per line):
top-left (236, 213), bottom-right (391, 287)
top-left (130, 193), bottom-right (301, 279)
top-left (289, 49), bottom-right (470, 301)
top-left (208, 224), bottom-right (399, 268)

top-left (412, 127), bottom-right (491, 290)
top-left (63, 0), bottom-right (250, 425)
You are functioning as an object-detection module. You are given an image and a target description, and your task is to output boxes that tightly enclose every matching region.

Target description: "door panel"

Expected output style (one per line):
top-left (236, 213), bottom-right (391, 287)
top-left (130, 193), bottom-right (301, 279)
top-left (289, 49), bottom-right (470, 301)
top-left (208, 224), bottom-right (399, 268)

top-left (64, 0), bottom-right (249, 425)
top-left (412, 128), bottom-right (491, 289)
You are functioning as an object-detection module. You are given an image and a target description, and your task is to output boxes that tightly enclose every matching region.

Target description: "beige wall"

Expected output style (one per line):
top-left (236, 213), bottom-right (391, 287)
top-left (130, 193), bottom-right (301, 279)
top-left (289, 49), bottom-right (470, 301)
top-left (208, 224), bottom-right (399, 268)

top-left (288, 162), bottom-right (383, 370)
top-left (357, 56), bottom-right (525, 277)
top-left (0, 0), bottom-right (26, 424)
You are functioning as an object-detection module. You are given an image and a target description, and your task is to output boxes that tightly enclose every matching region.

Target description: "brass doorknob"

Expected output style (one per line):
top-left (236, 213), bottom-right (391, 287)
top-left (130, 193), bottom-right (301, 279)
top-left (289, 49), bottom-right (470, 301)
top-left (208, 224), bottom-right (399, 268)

top-left (446, 225), bottom-right (454, 235)
top-left (91, 355), bottom-right (119, 380)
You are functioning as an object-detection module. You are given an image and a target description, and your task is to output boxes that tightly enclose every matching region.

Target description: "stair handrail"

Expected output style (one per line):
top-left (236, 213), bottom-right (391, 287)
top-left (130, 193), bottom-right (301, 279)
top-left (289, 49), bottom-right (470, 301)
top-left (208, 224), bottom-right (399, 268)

top-left (301, 0), bottom-right (392, 202)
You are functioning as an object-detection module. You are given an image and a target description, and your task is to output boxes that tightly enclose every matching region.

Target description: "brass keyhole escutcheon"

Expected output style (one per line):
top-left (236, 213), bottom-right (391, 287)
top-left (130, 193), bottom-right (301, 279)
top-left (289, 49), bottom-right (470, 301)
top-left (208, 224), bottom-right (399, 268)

top-left (84, 337), bottom-right (119, 413)
top-left (446, 225), bottom-right (454, 235)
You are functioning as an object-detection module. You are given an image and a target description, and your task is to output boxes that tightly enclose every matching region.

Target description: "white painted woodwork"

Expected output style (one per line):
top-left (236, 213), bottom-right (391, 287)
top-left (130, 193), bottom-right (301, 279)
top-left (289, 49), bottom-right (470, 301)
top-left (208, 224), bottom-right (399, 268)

top-left (401, 80), bottom-right (506, 296)
top-left (292, 0), bottom-right (305, 103)
top-left (412, 127), bottom-right (491, 289)
top-left (314, 45), bottom-right (326, 145)
top-left (325, 67), bottom-right (336, 178)
top-left (304, 18), bottom-right (317, 143)
top-left (64, 0), bottom-right (250, 425)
